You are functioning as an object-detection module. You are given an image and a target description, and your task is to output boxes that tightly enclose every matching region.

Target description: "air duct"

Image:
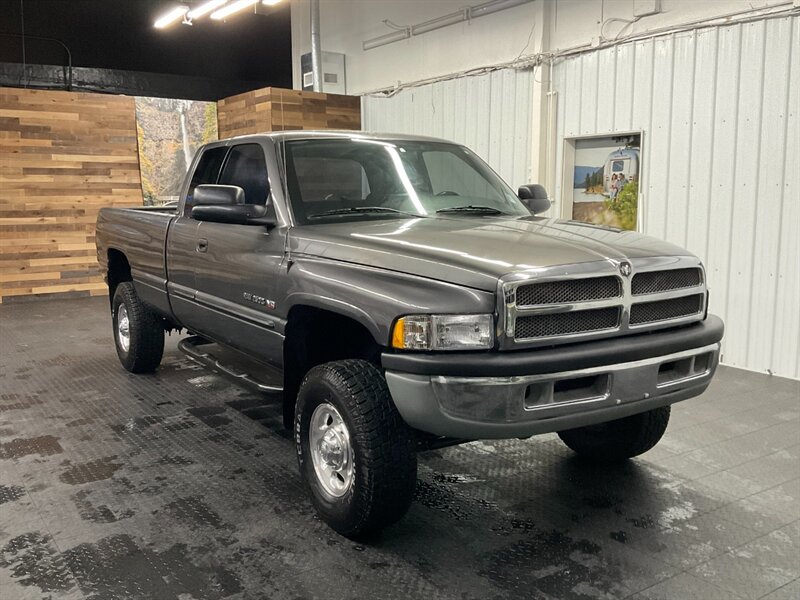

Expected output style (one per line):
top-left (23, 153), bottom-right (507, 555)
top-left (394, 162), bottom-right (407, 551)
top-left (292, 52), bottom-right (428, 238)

top-left (310, 0), bottom-right (323, 92)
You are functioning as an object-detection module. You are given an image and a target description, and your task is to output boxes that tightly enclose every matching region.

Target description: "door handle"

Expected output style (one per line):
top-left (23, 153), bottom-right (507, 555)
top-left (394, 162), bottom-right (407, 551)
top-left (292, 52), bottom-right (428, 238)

top-left (197, 238), bottom-right (208, 253)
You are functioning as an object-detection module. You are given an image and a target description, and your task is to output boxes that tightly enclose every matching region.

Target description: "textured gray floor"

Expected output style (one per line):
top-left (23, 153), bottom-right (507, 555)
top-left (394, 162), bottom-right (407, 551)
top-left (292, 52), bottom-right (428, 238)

top-left (1, 297), bottom-right (798, 600)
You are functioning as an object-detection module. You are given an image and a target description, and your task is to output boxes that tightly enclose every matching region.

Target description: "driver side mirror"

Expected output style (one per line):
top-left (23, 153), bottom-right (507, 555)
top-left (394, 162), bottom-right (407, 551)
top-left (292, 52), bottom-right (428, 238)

top-left (191, 184), bottom-right (276, 227)
top-left (193, 184), bottom-right (245, 206)
top-left (518, 184), bottom-right (551, 215)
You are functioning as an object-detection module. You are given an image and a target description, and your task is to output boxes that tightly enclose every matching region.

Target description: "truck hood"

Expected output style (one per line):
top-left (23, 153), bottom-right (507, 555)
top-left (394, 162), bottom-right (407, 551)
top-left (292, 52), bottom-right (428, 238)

top-left (288, 216), bottom-right (694, 291)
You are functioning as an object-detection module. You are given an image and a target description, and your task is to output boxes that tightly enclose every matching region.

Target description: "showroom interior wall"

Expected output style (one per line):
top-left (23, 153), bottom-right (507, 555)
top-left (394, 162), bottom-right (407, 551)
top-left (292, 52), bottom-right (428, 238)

top-left (290, 0), bottom-right (792, 94)
top-left (293, 0), bottom-right (799, 379)
top-left (0, 86), bottom-right (360, 303)
top-left (363, 69), bottom-right (535, 192)
top-left (218, 87), bottom-right (360, 138)
top-left (0, 87), bottom-right (144, 302)
top-left (550, 16), bottom-right (799, 380)
top-left (291, 0), bottom-right (545, 95)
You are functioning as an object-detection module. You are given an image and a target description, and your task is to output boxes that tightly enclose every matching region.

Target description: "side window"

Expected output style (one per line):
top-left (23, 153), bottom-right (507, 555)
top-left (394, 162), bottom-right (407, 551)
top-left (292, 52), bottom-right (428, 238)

top-left (218, 144), bottom-right (270, 206)
top-left (185, 147), bottom-right (227, 217)
top-left (422, 150), bottom-right (495, 199)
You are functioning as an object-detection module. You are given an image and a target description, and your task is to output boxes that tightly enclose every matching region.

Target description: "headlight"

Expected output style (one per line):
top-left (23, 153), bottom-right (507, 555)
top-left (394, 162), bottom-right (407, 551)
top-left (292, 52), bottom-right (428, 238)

top-left (391, 314), bottom-right (494, 351)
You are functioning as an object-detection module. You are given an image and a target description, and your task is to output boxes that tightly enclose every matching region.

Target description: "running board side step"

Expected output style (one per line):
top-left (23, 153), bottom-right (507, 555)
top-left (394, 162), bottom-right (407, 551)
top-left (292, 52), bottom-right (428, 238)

top-left (178, 336), bottom-right (283, 399)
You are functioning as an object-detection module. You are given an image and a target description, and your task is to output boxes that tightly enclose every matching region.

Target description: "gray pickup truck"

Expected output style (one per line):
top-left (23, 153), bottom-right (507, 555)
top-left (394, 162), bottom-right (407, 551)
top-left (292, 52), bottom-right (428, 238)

top-left (96, 132), bottom-right (724, 537)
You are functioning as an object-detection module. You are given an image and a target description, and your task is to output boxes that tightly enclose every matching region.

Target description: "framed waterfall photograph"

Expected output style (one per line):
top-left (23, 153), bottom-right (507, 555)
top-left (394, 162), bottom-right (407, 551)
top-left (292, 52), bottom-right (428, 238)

top-left (134, 97), bottom-right (218, 206)
top-left (560, 132), bottom-right (643, 231)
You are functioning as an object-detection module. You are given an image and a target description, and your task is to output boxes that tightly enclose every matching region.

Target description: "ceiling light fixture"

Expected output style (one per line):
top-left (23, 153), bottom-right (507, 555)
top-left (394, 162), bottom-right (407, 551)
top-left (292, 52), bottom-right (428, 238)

top-left (154, 5), bottom-right (189, 29)
top-left (187, 0), bottom-right (228, 20)
top-left (210, 0), bottom-right (259, 20)
top-left (262, 0), bottom-right (283, 5)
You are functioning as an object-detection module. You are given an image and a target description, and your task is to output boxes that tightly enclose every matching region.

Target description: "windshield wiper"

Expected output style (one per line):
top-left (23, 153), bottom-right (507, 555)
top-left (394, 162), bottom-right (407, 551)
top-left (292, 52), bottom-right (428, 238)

top-left (307, 206), bottom-right (425, 219)
top-left (435, 205), bottom-right (507, 215)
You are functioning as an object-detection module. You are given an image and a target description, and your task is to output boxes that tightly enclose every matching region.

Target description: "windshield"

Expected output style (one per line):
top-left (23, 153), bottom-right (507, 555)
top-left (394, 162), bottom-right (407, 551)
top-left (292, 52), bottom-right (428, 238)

top-left (283, 138), bottom-right (530, 224)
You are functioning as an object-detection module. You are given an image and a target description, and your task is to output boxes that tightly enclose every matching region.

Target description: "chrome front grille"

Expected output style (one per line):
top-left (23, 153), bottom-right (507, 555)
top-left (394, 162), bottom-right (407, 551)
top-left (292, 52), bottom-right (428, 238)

top-left (629, 294), bottom-right (704, 325)
top-left (500, 257), bottom-right (707, 347)
top-left (516, 276), bottom-right (621, 306)
top-left (515, 308), bottom-right (620, 338)
top-left (632, 268), bottom-right (703, 295)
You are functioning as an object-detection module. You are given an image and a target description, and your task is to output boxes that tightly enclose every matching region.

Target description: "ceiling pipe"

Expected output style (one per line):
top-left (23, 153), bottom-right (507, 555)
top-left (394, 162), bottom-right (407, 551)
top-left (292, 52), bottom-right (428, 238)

top-left (310, 0), bottom-right (323, 92)
top-left (363, 0), bottom-right (534, 51)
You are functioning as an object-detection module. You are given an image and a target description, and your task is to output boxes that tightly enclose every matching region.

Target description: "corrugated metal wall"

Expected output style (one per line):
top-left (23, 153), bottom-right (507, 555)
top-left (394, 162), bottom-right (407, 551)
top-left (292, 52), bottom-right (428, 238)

top-left (361, 15), bottom-right (799, 379)
top-left (554, 16), bottom-right (799, 378)
top-left (362, 68), bottom-right (535, 190)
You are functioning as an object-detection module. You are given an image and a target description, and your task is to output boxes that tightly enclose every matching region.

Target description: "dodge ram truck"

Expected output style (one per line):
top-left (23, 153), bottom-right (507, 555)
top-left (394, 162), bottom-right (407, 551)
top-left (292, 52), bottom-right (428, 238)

top-left (96, 132), bottom-right (724, 537)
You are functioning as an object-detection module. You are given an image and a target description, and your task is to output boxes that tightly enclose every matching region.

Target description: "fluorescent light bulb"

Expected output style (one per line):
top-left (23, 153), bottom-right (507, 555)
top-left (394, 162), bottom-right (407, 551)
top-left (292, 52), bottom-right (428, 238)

top-left (154, 5), bottom-right (189, 29)
top-left (262, 0), bottom-right (282, 5)
top-left (210, 0), bottom-right (258, 20)
top-left (187, 0), bottom-right (228, 20)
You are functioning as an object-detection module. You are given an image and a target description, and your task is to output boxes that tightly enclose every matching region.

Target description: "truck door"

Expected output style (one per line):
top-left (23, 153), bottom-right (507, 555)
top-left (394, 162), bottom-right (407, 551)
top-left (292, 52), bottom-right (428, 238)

top-left (191, 142), bottom-right (285, 366)
top-left (166, 145), bottom-right (228, 329)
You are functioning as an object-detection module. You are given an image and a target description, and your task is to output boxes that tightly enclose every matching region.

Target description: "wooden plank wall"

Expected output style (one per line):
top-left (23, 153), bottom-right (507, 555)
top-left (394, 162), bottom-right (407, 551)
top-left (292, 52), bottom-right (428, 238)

top-left (0, 85), bottom-right (358, 303)
top-left (0, 87), bottom-right (143, 303)
top-left (217, 87), bottom-right (361, 138)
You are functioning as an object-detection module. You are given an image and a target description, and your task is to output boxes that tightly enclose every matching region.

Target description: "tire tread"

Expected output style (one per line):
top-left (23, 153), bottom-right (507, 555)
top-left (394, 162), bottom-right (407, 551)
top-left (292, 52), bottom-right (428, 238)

top-left (113, 282), bottom-right (164, 374)
top-left (296, 359), bottom-right (417, 537)
top-left (558, 406), bottom-right (670, 462)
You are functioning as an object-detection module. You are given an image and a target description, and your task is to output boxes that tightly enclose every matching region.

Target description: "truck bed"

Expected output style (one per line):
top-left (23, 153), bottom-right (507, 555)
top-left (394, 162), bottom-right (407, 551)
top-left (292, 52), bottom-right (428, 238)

top-left (96, 206), bottom-right (176, 314)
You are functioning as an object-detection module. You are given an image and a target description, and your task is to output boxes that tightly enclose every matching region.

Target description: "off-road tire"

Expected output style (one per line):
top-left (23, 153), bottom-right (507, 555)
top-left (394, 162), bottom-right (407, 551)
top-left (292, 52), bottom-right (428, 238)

top-left (112, 281), bottom-right (165, 373)
top-left (295, 359), bottom-right (417, 538)
top-left (557, 406), bottom-right (671, 462)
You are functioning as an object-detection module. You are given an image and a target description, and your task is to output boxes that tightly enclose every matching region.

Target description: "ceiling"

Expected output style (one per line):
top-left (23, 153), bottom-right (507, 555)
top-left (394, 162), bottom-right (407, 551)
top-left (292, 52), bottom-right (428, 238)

top-left (0, 0), bottom-right (292, 87)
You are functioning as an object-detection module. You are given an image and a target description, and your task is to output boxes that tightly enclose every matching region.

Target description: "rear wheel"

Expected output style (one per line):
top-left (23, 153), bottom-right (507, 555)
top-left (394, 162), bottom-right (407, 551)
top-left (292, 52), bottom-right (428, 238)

top-left (557, 406), bottom-right (671, 462)
top-left (112, 282), bottom-right (164, 373)
top-left (295, 359), bottom-right (417, 538)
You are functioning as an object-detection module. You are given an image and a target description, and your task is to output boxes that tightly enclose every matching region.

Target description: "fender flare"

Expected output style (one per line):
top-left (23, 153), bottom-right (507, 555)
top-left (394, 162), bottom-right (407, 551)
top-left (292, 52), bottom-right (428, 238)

top-left (283, 292), bottom-right (385, 345)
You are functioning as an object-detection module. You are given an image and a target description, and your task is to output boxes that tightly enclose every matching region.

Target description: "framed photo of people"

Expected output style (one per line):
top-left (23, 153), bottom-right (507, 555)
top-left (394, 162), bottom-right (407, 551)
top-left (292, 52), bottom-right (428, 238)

top-left (560, 132), bottom-right (642, 231)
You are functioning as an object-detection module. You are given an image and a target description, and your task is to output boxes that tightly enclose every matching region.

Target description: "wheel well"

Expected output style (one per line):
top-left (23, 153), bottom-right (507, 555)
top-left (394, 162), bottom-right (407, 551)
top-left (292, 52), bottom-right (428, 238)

top-left (282, 305), bottom-right (383, 428)
top-left (107, 249), bottom-right (131, 308)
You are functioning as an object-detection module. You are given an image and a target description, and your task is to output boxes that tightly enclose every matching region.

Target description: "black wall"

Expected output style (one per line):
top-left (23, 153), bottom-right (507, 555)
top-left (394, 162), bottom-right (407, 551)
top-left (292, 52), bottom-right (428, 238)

top-left (0, 0), bottom-right (292, 99)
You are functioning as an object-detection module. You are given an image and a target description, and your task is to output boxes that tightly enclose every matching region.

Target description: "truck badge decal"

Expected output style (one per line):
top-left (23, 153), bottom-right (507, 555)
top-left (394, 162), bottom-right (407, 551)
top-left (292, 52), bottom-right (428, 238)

top-left (619, 262), bottom-right (632, 277)
top-left (243, 292), bottom-right (276, 309)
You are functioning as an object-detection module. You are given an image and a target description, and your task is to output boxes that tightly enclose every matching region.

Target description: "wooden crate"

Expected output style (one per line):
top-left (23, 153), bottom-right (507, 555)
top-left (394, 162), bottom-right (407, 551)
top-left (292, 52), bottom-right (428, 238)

top-left (217, 87), bottom-right (361, 138)
top-left (0, 87), bottom-right (143, 303)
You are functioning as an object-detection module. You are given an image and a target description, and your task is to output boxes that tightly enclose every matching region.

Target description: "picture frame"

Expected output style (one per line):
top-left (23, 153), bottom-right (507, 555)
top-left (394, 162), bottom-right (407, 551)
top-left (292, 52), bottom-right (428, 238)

top-left (560, 131), bottom-right (644, 231)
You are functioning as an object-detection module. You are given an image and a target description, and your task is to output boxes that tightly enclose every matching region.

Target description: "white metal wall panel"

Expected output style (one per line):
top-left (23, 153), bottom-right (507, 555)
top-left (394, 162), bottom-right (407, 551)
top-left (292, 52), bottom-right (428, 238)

top-left (772, 17), bottom-right (800, 379)
top-left (553, 16), bottom-right (800, 378)
top-left (362, 68), bottom-right (535, 190)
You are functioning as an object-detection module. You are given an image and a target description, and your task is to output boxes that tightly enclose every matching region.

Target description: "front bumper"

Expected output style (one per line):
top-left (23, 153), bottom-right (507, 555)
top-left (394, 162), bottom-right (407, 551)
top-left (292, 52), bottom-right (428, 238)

top-left (382, 315), bottom-right (724, 439)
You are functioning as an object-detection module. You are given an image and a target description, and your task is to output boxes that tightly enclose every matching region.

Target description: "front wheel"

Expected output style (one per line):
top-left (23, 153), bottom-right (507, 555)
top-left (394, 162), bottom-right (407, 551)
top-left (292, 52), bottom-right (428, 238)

top-left (112, 282), bottom-right (165, 373)
top-left (295, 360), bottom-right (417, 538)
top-left (557, 406), bottom-right (671, 462)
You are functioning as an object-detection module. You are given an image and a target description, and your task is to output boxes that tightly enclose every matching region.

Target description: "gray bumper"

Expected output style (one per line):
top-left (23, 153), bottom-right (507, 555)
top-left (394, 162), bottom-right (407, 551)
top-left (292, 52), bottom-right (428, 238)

top-left (385, 343), bottom-right (720, 439)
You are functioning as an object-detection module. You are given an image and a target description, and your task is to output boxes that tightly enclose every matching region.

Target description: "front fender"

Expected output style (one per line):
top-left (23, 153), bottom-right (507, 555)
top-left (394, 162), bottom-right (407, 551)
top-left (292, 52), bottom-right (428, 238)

top-left (281, 257), bottom-right (496, 346)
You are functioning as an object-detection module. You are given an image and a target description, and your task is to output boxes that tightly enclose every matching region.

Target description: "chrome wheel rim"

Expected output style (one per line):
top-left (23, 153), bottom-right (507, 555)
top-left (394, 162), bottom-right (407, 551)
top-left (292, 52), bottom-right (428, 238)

top-left (309, 402), bottom-right (354, 498)
top-left (117, 304), bottom-right (130, 352)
